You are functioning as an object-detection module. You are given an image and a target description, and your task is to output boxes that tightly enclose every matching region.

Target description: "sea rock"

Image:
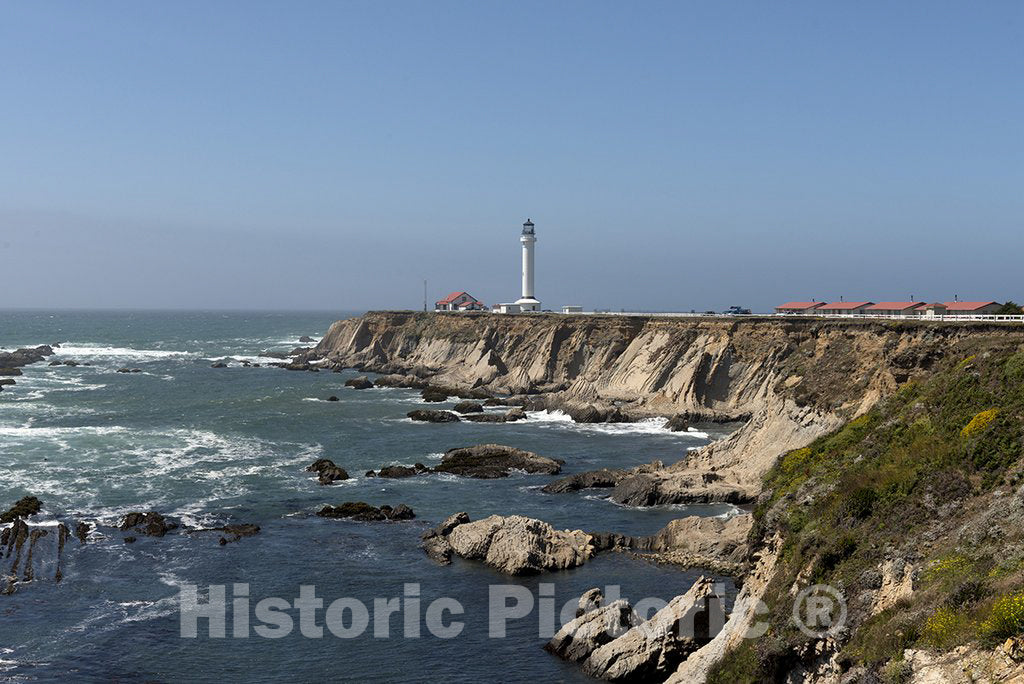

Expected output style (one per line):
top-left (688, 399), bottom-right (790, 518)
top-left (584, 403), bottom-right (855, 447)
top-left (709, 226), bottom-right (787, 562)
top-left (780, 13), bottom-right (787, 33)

top-left (326, 395), bottom-right (339, 402)
top-left (542, 469), bottom-right (627, 494)
top-left (345, 376), bottom-right (374, 390)
top-left (74, 522), bottom-right (91, 544)
top-left (407, 409), bottom-right (460, 423)
top-left (299, 335), bottom-right (314, 343)
top-left (1, 496), bottom-right (43, 524)
top-left (446, 514), bottom-right (595, 575)
top-left (581, 576), bottom-right (721, 681)
top-left (0, 379), bottom-right (15, 386)
top-left (120, 512), bottom-right (178, 538)
top-left (421, 387), bottom-right (450, 402)
top-left (567, 404), bottom-right (605, 424)
top-left (210, 361), bottom-right (228, 368)
top-left (453, 401), bottom-right (484, 414)
top-left (306, 458), bottom-right (350, 485)
top-left (564, 404), bottom-right (630, 424)
top-left (433, 444), bottom-right (563, 479)
top-left (285, 361), bottom-right (313, 371)
top-left (506, 407), bottom-right (527, 421)
top-left (258, 351), bottom-right (289, 360)
top-left (49, 360), bottom-right (62, 366)
top-left (374, 464), bottom-right (429, 479)
top-left (665, 414), bottom-right (690, 432)
top-left (421, 511), bottom-right (472, 565)
top-left (117, 367), bottom-right (142, 373)
top-left (578, 587), bottom-right (605, 617)
top-left (461, 412), bottom-right (510, 423)
top-left (0, 345), bottom-right (55, 369)
top-left (545, 597), bottom-right (639, 662)
top-left (317, 502), bottom-right (415, 522)
top-left (0, 368), bottom-right (23, 377)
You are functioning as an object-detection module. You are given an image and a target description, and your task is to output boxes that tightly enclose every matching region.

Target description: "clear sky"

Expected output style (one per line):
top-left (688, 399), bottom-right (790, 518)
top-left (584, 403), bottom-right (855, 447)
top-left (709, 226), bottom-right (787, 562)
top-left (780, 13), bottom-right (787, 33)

top-left (1, 2), bottom-right (1021, 312)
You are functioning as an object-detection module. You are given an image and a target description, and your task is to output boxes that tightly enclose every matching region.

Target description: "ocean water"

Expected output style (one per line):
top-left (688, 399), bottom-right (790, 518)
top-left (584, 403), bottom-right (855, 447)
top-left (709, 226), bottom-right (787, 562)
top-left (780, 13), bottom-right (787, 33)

top-left (0, 311), bottom-right (738, 683)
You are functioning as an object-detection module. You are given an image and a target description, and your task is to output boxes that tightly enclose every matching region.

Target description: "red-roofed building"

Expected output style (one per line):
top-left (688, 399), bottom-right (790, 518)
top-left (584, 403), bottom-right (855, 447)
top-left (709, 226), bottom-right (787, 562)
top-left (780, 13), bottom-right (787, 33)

top-left (775, 301), bottom-right (827, 314)
top-left (435, 292), bottom-right (486, 312)
top-left (943, 301), bottom-right (1002, 314)
top-left (865, 302), bottom-right (927, 316)
top-left (818, 301), bottom-right (874, 315)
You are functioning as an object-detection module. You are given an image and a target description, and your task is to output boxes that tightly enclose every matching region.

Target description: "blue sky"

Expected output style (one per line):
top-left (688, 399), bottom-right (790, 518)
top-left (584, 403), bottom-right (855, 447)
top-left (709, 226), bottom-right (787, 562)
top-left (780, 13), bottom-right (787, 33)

top-left (1, 2), bottom-right (1021, 311)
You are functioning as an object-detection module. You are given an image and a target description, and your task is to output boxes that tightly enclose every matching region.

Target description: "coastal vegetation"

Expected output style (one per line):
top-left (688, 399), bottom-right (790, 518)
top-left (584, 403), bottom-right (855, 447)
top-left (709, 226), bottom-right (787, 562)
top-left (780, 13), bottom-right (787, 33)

top-left (709, 344), bottom-right (1024, 681)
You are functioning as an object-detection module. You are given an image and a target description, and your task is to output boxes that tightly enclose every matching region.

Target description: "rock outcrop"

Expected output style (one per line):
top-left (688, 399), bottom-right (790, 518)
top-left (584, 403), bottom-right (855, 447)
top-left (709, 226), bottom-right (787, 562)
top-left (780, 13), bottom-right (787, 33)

top-left (581, 576), bottom-right (723, 681)
top-left (306, 458), bottom-right (350, 485)
top-left (433, 444), bottom-right (562, 478)
top-left (317, 502), bottom-right (415, 521)
top-left (0, 345), bottom-right (55, 370)
top-left (1, 496), bottom-right (42, 524)
top-left (422, 513), bottom-right (595, 575)
top-left (407, 409), bottom-right (460, 423)
top-left (120, 511), bottom-right (178, 537)
top-left (545, 593), bottom-right (639, 663)
top-left (345, 376), bottom-right (374, 389)
top-left (542, 469), bottom-right (627, 494)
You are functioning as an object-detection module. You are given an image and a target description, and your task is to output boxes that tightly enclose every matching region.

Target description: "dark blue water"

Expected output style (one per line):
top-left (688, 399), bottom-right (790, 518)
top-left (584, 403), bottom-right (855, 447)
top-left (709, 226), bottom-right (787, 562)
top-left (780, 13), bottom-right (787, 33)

top-left (0, 311), bottom-right (737, 683)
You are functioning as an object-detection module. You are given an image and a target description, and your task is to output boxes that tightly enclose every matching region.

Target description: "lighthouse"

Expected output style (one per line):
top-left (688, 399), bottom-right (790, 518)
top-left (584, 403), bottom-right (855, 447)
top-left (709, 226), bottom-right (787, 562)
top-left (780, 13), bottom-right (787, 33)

top-left (515, 219), bottom-right (541, 311)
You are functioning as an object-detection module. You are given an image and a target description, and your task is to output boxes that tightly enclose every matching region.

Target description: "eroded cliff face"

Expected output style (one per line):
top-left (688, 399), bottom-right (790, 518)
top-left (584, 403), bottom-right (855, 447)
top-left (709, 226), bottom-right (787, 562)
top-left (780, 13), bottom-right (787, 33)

top-left (316, 312), bottom-right (1024, 495)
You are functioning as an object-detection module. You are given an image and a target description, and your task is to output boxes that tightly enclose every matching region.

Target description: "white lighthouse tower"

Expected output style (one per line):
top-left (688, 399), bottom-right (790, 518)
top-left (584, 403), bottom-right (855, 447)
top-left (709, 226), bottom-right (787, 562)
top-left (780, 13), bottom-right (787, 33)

top-left (515, 218), bottom-right (541, 311)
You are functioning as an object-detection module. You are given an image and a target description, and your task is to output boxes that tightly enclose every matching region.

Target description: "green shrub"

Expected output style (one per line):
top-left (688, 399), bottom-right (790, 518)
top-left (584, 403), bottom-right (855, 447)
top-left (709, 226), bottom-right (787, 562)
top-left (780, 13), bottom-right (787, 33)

top-left (961, 409), bottom-right (1000, 439)
top-left (845, 486), bottom-right (877, 520)
top-left (979, 592), bottom-right (1024, 642)
top-left (920, 605), bottom-right (969, 648)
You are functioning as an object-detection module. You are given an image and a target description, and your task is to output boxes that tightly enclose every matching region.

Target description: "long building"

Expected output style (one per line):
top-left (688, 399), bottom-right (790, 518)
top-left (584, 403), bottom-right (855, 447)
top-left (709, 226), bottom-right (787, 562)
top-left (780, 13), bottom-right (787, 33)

top-left (776, 299), bottom-right (1005, 316)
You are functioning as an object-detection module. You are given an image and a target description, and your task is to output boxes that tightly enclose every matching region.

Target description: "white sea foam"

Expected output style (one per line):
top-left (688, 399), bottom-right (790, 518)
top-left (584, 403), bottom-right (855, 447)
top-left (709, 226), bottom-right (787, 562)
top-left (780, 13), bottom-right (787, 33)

top-left (522, 410), bottom-right (710, 437)
top-left (52, 343), bottom-right (197, 363)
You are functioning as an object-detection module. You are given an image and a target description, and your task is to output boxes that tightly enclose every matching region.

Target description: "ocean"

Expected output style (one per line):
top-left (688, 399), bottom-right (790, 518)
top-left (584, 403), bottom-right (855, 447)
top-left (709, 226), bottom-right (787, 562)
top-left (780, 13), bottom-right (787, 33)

top-left (0, 310), bottom-right (737, 683)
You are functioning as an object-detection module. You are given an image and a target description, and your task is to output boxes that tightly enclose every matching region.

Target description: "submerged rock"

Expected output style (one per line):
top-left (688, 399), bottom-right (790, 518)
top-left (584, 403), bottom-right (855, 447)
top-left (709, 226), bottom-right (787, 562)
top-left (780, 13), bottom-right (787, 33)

top-left (421, 387), bottom-right (450, 402)
top-left (116, 367), bottom-right (142, 373)
top-left (665, 414), bottom-right (690, 432)
top-left (306, 458), bottom-right (350, 485)
top-left (542, 469), bottom-right (627, 494)
top-left (372, 464), bottom-right (429, 478)
top-left (317, 502), bottom-right (415, 522)
top-left (407, 409), bottom-right (460, 423)
top-left (433, 444), bottom-right (562, 479)
top-left (0, 496), bottom-right (43, 524)
top-left (461, 408), bottom-right (527, 423)
top-left (120, 512), bottom-right (178, 538)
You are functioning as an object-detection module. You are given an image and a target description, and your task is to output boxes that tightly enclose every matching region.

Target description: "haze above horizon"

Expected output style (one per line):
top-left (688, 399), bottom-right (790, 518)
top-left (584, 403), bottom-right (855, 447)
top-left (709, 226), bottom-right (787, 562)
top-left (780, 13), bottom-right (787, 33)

top-left (2, 2), bottom-right (1022, 312)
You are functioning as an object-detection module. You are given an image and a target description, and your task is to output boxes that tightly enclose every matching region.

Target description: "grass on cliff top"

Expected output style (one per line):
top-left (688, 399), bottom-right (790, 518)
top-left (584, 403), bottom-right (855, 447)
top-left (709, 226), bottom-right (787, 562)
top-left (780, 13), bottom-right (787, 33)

top-left (709, 346), bottom-right (1024, 683)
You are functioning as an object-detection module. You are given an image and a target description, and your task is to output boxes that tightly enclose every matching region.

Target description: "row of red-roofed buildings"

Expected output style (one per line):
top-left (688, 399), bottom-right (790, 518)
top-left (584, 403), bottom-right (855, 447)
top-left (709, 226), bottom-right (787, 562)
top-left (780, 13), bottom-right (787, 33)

top-left (775, 300), bottom-right (1004, 316)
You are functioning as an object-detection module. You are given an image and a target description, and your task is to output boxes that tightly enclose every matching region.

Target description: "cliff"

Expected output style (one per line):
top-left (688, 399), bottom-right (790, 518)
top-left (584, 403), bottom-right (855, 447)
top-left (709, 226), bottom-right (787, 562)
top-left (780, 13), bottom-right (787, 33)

top-left (316, 312), bottom-right (1024, 498)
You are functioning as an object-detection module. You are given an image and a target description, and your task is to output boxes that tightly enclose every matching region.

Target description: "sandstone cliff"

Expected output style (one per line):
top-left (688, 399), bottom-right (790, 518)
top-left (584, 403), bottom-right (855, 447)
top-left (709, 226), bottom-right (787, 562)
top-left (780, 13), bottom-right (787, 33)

top-left (315, 312), bottom-right (1024, 496)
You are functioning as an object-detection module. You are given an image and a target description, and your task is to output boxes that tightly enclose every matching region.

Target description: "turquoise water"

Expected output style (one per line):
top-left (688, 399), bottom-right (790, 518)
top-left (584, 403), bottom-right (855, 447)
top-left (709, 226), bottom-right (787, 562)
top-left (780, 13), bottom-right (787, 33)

top-left (0, 311), bottom-right (736, 683)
